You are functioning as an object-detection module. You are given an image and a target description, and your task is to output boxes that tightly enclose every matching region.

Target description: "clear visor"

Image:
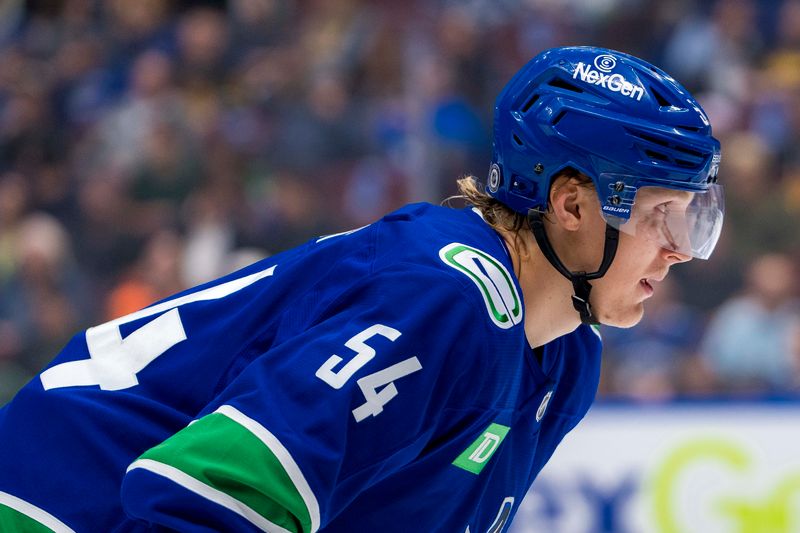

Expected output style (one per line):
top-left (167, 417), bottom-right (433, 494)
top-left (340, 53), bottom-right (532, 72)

top-left (604, 184), bottom-right (724, 260)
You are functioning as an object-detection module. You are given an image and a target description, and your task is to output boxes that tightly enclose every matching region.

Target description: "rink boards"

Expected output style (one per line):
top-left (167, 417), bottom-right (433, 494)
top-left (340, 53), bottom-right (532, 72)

top-left (510, 401), bottom-right (800, 533)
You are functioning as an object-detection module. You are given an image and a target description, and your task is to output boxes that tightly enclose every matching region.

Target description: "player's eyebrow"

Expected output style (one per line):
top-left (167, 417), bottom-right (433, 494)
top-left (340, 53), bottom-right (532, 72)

top-left (636, 187), bottom-right (694, 204)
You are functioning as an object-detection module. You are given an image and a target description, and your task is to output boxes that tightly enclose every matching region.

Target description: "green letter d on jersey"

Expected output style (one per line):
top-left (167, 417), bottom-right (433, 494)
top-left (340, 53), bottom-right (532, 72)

top-left (439, 243), bottom-right (522, 329)
top-left (453, 423), bottom-right (510, 475)
top-left (39, 266), bottom-right (276, 391)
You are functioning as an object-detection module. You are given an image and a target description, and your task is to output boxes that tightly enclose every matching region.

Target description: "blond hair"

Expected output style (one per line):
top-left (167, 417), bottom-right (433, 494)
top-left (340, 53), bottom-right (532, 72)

top-left (449, 170), bottom-right (593, 270)
top-left (452, 168), bottom-right (592, 233)
top-left (454, 176), bottom-right (527, 232)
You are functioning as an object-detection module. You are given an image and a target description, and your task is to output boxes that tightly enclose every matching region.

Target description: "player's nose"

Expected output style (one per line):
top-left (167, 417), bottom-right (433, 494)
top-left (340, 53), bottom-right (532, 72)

top-left (661, 247), bottom-right (692, 264)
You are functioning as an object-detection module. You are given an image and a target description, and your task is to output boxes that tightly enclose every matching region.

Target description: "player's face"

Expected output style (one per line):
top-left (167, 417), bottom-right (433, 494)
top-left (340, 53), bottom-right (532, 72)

top-left (585, 188), bottom-right (693, 327)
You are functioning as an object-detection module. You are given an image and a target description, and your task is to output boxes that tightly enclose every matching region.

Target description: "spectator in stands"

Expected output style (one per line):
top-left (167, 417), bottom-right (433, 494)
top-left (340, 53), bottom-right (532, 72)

top-left (600, 277), bottom-right (705, 401)
top-left (700, 253), bottom-right (800, 393)
top-left (0, 213), bottom-right (88, 377)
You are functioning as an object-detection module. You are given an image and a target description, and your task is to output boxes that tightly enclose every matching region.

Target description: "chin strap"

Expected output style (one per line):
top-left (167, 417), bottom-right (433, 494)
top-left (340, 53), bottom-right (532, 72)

top-left (527, 210), bottom-right (620, 325)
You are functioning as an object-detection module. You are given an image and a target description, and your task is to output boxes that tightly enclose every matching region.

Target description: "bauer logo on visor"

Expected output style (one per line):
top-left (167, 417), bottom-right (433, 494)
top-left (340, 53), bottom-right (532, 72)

top-left (602, 182), bottom-right (725, 260)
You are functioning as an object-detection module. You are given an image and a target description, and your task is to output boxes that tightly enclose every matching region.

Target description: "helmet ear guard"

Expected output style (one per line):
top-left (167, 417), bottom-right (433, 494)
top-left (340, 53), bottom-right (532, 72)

top-left (486, 46), bottom-right (723, 325)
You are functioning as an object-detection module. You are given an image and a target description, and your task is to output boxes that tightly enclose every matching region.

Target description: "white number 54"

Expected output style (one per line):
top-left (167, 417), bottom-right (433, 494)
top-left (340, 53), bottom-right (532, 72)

top-left (315, 325), bottom-right (422, 423)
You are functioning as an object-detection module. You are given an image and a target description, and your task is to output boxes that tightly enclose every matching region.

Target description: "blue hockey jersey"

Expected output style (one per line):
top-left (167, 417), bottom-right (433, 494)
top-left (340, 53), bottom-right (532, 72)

top-left (0, 203), bottom-right (602, 532)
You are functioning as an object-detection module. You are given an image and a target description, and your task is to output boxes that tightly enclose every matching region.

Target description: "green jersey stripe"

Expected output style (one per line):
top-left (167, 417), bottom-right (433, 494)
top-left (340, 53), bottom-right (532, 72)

top-left (126, 459), bottom-right (293, 533)
top-left (134, 406), bottom-right (318, 532)
top-left (0, 491), bottom-right (75, 533)
top-left (215, 405), bottom-right (320, 532)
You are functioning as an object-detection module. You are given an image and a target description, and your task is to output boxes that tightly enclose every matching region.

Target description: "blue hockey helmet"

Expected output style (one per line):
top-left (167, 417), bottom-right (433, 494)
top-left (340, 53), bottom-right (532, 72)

top-left (488, 46), bottom-right (722, 260)
top-left (487, 46), bottom-right (723, 324)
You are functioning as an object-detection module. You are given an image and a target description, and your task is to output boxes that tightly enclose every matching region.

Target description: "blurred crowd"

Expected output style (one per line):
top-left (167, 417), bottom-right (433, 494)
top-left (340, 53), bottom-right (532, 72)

top-left (1, 0), bottom-right (799, 404)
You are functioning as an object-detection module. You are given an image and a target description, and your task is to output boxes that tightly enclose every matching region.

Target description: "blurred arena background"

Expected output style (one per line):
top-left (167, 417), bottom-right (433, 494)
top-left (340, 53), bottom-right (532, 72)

top-left (0, 0), bottom-right (799, 531)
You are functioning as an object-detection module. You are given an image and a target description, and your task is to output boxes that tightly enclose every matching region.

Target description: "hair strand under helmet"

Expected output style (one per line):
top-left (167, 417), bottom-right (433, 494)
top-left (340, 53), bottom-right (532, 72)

top-left (487, 46), bottom-right (722, 325)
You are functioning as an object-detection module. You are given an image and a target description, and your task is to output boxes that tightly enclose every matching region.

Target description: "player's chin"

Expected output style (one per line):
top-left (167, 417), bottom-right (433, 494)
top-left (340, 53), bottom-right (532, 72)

top-left (596, 301), bottom-right (645, 329)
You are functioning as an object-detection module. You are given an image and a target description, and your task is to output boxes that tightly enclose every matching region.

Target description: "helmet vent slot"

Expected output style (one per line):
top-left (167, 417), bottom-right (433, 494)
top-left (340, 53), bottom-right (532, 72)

top-left (512, 133), bottom-right (525, 146)
top-left (636, 132), bottom-right (669, 147)
top-left (521, 93), bottom-right (540, 112)
top-left (552, 110), bottom-right (567, 126)
top-left (628, 128), bottom-right (707, 169)
top-left (676, 125), bottom-right (702, 132)
top-left (651, 87), bottom-right (673, 107)
top-left (548, 78), bottom-right (583, 93)
top-left (644, 149), bottom-right (669, 162)
top-left (676, 146), bottom-right (703, 158)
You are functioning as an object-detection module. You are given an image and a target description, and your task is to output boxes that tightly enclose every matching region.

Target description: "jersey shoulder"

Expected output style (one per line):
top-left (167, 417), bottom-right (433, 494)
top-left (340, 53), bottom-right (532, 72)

top-left (368, 203), bottom-right (524, 333)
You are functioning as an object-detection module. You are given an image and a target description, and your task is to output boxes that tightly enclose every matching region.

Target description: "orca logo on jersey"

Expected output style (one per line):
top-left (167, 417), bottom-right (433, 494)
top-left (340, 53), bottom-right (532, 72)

top-left (439, 243), bottom-right (522, 329)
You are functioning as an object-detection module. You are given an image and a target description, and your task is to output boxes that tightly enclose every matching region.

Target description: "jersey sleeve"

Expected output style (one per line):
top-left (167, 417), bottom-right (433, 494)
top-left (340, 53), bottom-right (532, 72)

top-left (120, 266), bottom-right (491, 532)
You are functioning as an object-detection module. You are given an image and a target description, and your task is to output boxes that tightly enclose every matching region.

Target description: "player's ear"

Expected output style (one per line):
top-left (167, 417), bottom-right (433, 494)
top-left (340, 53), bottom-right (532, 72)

top-left (549, 177), bottom-right (583, 231)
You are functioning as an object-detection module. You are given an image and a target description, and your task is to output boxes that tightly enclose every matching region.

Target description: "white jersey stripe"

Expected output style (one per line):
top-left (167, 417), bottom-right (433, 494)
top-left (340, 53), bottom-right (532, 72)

top-left (216, 404), bottom-right (321, 533)
top-left (0, 491), bottom-right (76, 533)
top-left (126, 459), bottom-right (293, 533)
top-left (101, 265), bottom-right (276, 330)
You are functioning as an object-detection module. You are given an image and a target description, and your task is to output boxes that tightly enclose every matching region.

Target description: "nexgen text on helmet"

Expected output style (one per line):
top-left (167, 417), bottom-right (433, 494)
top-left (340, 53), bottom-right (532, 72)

top-left (572, 61), bottom-right (644, 101)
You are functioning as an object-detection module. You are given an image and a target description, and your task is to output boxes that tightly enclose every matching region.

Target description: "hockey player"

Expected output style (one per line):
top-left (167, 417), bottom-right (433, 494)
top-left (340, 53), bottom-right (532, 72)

top-left (0, 46), bottom-right (722, 532)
